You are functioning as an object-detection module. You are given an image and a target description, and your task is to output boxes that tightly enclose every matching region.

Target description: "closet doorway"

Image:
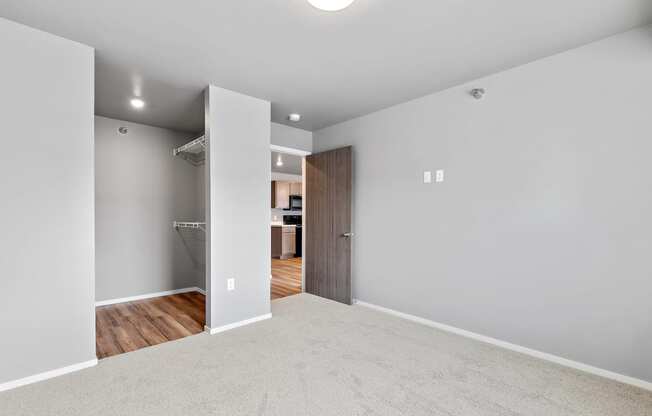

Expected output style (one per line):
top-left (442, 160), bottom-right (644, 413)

top-left (95, 115), bottom-right (207, 359)
top-left (270, 146), bottom-right (310, 300)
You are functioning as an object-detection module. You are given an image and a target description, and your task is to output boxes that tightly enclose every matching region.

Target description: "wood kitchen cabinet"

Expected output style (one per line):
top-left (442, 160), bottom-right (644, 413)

top-left (272, 181), bottom-right (290, 209)
top-left (271, 181), bottom-right (301, 208)
top-left (271, 226), bottom-right (282, 258)
top-left (290, 182), bottom-right (302, 196)
top-left (281, 226), bottom-right (296, 259)
top-left (271, 225), bottom-right (296, 259)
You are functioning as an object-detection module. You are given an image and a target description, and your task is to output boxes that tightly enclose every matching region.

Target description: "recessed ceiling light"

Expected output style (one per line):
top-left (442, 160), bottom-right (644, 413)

top-left (276, 154), bottom-right (284, 167)
top-left (130, 97), bottom-right (146, 109)
top-left (307, 0), bottom-right (356, 11)
top-left (288, 113), bottom-right (301, 122)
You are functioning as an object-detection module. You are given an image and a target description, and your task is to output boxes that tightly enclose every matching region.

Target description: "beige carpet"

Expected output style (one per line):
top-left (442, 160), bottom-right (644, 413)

top-left (1, 294), bottom-right (651, 415)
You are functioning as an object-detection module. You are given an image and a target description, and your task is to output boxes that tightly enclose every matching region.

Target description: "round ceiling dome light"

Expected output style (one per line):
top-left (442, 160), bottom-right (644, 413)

top-left (130, 97), bottom-right (146, 109)
top-left (307, 0), bottom-right (356, 11)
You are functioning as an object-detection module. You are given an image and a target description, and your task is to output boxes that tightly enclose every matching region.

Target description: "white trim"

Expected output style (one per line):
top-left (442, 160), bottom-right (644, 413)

top-left (353, 299), bottom-right (652, 392)
top-left (0, 359), bottom-right (97, 393)
top-left (95, 287), bottom-right (204, 306)
top-left (205, 313), bottom-right (272, 335)
top-left (270, 144), bottom-right (311, 157)
top-left (271, 172), bottom-right (303, 183)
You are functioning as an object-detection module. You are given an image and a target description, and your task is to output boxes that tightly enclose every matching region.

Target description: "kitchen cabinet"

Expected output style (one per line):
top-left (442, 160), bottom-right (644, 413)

top-left (290, 182), bottom-right (302, 196)
top-left (281, 226), bottom-right (296, 259)
top-left (272, 181), bottom-right (290, 209)
top-left (271, 181), bottom-right (301, 208)
top-left (271, 226), bottom-right (282, 258)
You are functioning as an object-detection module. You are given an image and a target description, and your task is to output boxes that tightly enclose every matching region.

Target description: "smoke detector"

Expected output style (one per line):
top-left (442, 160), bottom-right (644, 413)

top-left (470, 88), bottom-right (486, 100)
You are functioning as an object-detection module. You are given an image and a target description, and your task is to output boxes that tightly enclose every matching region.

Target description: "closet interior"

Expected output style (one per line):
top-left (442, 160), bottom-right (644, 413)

top-left (94, 112), bottom-right (208, 359)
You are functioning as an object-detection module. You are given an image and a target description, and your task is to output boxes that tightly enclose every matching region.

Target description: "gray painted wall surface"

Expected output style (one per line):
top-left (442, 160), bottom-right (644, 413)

top-left (205, 86), bottom-right (271, 329)
top-left (0, 18), bottom-right (95, 384)
top-left (95, 116), bottom-right (204, 302)
top-left (313, 26), bottom-right (652, 383)
top-left (271, 122), bottom-right (312, 152)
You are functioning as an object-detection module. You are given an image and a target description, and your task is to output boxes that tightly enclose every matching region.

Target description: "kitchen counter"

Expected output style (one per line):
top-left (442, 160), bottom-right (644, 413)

top-left (271, 223), bottom-right (301, 259)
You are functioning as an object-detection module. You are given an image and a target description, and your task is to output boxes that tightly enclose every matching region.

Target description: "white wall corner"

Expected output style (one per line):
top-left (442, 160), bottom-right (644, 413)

top-left (0, 359), bottom-right (98, 393)
top-left (205, 313), bottom-right (272, 335)
top-left (353, 299), bottom-right (652, 392)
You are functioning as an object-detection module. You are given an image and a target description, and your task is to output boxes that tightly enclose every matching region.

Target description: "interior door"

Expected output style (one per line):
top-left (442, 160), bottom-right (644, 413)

top-left (305, 146), bottom-right (352, 305)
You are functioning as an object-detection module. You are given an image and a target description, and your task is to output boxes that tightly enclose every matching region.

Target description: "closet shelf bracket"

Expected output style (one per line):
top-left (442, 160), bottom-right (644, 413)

top-left (173, 221), bottom-right (206, 232)
top-left (173, 135), bottom-right (206, 166)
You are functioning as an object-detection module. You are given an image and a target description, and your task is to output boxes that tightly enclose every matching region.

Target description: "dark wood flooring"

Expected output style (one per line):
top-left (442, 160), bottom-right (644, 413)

top-left (96, 292), bottom-right (205, 359)
top-left (271, 257), bottom-right (302, 300)
top-left (96, 260), bottom-right (301, 359)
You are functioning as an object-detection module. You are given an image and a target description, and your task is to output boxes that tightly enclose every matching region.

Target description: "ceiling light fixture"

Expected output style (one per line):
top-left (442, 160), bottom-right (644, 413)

top-left (470, 88), bottom-right (485, 100)
top-left (276, 154), bottom-right (284, 167)
top-left (288, 113), bottom-right (302, 122)
top-left (130, 97), bottom-right (146, 109)
top-left (307, 0), bottom-right (356, 12)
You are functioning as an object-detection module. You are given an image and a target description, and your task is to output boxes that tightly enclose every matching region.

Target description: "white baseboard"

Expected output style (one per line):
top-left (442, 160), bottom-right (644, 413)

top-left (205, 313), bottom-right (272, 335)
top-left (95, 287), bottom-right (205, 306)
top-left (0, 359), bottom-right (97, 393)
top-left (353, 299), bottom-right (652, 392)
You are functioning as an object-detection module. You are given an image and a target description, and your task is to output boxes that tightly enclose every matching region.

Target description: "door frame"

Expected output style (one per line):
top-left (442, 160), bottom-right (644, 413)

top-left (270, 144), bottom-right (311, 294)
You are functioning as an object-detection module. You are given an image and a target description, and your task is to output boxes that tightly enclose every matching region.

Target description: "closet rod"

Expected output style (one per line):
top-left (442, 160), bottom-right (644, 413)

top-left (173, 221), bottom-right (206, 232)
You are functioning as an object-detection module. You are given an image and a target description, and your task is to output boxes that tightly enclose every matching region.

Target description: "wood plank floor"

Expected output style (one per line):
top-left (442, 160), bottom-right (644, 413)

top-left (271, 257), bottom-right (302, 300)
top-left (96, 292), bottom-right (205, 359)
top-left (96, 260), bottom-right (300, 359)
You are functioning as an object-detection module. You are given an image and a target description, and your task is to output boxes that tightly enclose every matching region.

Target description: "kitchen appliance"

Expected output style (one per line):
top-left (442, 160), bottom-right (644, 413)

top-left (283, 215), bottom-right (303, 258)
top-left (288, 195), bottom-right (302, 211)
top-left (283, 215), bottom-right (301, 226)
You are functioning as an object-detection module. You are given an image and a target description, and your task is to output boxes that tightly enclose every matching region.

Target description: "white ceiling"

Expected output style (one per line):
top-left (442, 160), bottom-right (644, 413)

top-left (1, 1), bottom-right (651, 132)
top-left (272, 151), bottom-right (303, 176)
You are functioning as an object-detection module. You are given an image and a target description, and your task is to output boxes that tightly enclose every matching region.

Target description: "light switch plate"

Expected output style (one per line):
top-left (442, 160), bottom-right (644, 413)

top-left (436, 170), bottom-right (445, 183)
top-left (423, 171), bottom-right (432, 184)
top-left (227, 278), bottom-right (235, 291)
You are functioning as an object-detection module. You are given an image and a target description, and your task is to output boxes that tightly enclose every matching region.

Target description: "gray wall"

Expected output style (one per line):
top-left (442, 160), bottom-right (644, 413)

top-left (271, 122), bottom-right (312, 152)
top-left (95, 116), bottom-right (204, 302)
top-left (314, 26), bottom-right (652, 383)
top-left (0, 18), bottom-right (95, 384)
top-left (205, 86), bottom-right (271, 329)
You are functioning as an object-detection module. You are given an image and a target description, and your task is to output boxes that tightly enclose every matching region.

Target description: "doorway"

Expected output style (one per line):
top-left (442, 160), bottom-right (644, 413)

top-left (270, 148), bottom-right (306, 300)
top-left (94, 115), bottom-right (207, 359)
top-left (269, 145), bottom-right (353, 305)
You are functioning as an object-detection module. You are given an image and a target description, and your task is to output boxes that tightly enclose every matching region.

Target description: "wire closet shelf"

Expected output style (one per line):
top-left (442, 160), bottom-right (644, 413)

top-left (173, 135), bottom-right (206, 166)
top-left (173, 221), bottom-right (206, 232)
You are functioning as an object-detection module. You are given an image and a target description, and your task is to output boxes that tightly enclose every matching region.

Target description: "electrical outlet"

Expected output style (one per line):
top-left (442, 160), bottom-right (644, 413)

top-left (227, 278), bottom-right (235, 291)
top-left (436, 170), bottom-right (445, 183)
top-left (423, 171), bottom-right (432, 184)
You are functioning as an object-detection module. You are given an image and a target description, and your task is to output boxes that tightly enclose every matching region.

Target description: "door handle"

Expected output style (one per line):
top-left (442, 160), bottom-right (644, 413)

top-left (342, 232), bottom-right (355, 238)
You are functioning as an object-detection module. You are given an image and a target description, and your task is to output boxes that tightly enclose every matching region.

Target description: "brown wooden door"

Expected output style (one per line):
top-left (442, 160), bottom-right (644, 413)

top-left (305, 146), bottom-right (352, 305)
